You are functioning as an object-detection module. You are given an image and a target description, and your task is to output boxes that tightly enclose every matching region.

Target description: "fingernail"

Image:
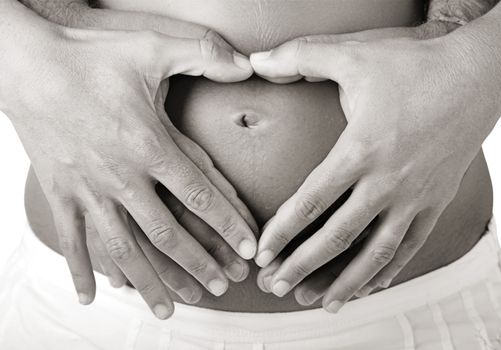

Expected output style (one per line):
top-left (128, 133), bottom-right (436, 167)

top-left (153, 304), bottom-right (171, 320)
top-left (272, 280), bottom-right (291, 297)
top-left (255, 250), bottom-right (274, 267)
top-left (208, 279), bottom-right (228, 296)
top-left (238, 239), bottom-right (256, 259)
top-left (233, 52), bottom-right (252, 71)
top-left (250, 51), bottom-right (272, 62)
top-left (379, 279), bottom-right (392, 288)
top-left (300, 290), bottom-right (319, 305)
top-left (78, 293), bottom-right (92, 305)
top-left (109, 276), bottom-right (125, 288)
top-left (355, 286), bottom-right (374, 298)
top-left (326, 300), bottom-right (344, 314)
top-left (262, 275), bottom-right (273, 293)
top-left (177, 288), bottom-right (198, 304)
top-left (224, 262), bottom-right (247, 282)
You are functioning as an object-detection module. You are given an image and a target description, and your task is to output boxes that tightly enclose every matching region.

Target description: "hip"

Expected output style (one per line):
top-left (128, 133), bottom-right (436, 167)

top-left (1, 219), bottom-right (501, 349)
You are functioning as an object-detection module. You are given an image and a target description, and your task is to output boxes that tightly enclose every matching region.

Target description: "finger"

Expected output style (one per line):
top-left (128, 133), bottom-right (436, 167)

top-left (128, 216), bottom-right (203, 304)
top-left (257, 257), bottom-right (283, 293)
top-left (294, 227), bottom-right (372, 305)
top-left (298, 27), bottom-right (420, 45)
top-left (122, 186), bottom-right (230, 295)
top-left (51, 200), bottom-right (96, 305)
top-left (304, 76), bottom-right (328, 83)
top-left (250, 39), bottom-right (358, 82)
top-left (256, 141), bottom-right (363, 268)
top-left (294, 264), bottom-right (337, 306)
top-left (159, 188), bottom-right (250, 282)
top-left (153, 94), bottom-right (258, 236)
top-left (89, 201), bottom-right (174, 319)
top-left (267, 185), bottom-right (383, 297)
top-left (127, 31), bottom-right (253, 82)
top-left (149, 142), bottom-right (257, 260)
top-left (85, 215), bottom-right (127, 288)
top-left (321, 209), bottom-right (415, 313)
top-left (360, 209), bottom-right (441, 293)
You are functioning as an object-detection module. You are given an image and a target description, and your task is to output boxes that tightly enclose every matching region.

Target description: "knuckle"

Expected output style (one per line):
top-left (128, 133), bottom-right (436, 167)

top-left (370, 244), bottom-right (396, 265)
top-left (402, 237), bottom-right (426, 252)
top-left (69, 271), bottom-right (87, 283)
top-left (206, 241), bottom-right (229, 257)
top-left (199, 38), bottom-right (219, 62)
top-left (219, 217), bottom-right (238, 239)
top-left (295, 194), bottom-right (326, 221)
top-left (156, 265), bottom-right (173, 280)
top-left (339, 283), bottom-right (359, 297)
top-left (137, 282), bottom-right (157, 296)
top-left (273, 229), bottom-right (292, 247)
top-left (187, 260), bottom-right (209, 276)
top-left (184, 183), bottom-right (215, 211)
top-left (118, 183), bottom-right (140, 202)
top-left (290, 262), bottom-right (311, 278)
top-left (325, 226), bottom-right (355, 253)
top-left (105, 237), bottom-right (135, 262)
top-left (391, 260), bottom-right (407, 272)
top-left (136, 136), bottom-right (169, 170)
top-left (203, 29), bottom-right (225, 47)
top-left (58, 235), bottom-right (79, 254)
top-left (148, 223), bottom-right (176, 248)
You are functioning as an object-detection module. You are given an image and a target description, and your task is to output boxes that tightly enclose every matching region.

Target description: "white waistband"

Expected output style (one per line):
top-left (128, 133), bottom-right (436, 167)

top-left (9, 218), bottom-right (501, 342)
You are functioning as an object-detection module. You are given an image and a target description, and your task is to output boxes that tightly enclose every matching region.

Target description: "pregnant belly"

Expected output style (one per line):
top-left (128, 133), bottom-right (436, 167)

top-left (25, 0), bottom-right (493, 312)
top-left (25, 76), bottom-right (493, 312)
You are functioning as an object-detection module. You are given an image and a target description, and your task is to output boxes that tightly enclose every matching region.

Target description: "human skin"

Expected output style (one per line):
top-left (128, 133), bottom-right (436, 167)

top-left (0, 0), bottom-right (260, 319)
top-left (23, 0), bottom-right (493, 312)
top-left (252, 2), bottom-right (501, 313)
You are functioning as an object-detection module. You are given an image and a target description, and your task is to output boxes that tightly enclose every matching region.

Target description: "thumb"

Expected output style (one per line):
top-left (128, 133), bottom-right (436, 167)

top-left (132, 31), bottom-right (253, 82)
top-left (250, 38), bottom-right (358, 83)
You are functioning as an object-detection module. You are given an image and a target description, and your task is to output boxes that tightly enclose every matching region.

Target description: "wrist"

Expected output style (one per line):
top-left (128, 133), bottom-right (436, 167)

top-left (430, 17), bottom-right (501, 134)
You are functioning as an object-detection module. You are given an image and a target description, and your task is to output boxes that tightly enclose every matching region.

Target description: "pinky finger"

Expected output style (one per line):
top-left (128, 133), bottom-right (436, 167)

top-left (358, 209), bottom-right (442, 295)
top-left (52, 202), bottom-right (96, 305)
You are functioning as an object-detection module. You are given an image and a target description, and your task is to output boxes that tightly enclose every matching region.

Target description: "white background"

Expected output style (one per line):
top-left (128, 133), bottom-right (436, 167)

top-left (1, 111), bottom-right (500, 267)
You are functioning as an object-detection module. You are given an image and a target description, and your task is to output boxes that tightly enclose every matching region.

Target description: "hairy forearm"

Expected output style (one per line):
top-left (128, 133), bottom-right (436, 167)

top-left (17, 0), bottom-right (89, 26)
top-left (416, 0), bottom-right (499, 38)
top-left (427, 0), bottom-right (500, 25)
top-left (447, 2), bottom-right (501, 115)
top-left (0, 0), bottom-right (58, 112)
top-left (17, 0), bottom-right (214, 41)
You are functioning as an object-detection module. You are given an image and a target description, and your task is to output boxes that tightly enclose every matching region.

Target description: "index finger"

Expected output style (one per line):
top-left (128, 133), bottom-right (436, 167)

top-left (255, 137), bottom-right (362, 267)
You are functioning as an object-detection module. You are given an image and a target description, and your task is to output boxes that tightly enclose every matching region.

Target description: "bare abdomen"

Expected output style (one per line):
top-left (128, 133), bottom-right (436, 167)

top-left (24, 0), bottom-right (493, 312)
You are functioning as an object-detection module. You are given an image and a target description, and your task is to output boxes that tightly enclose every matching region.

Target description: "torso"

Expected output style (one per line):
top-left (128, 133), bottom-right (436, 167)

top-left (25, 0), bottom-right (493, 312)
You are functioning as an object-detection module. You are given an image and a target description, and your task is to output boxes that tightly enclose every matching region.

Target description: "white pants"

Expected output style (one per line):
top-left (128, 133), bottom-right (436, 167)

top-left (1, 220), bottom-right (501, 350)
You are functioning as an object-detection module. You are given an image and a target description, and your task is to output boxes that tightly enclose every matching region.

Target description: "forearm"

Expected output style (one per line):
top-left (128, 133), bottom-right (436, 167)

top-left (427, 0), bottom-right (499, 25)
top-left (415, 0), bottom-right (499, 38)
top-left (17, 0), bottom-right (211, 39)
top-left (442, 2), bottom-right (501, 124)
top-left (0, 1), bottom-right (59, 113)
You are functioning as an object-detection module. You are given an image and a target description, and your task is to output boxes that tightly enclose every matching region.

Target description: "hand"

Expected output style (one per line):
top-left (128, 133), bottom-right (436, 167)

top-left (87, 187), bottom-right (251, 303)
top-left (250, 25), bottom-right (500, 313)
top-left (2, 4), bottom-right (255, 319)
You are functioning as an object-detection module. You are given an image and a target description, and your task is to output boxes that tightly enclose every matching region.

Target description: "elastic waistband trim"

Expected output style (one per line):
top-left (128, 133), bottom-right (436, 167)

top-left (16, 219), bottom-right (501, 342)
